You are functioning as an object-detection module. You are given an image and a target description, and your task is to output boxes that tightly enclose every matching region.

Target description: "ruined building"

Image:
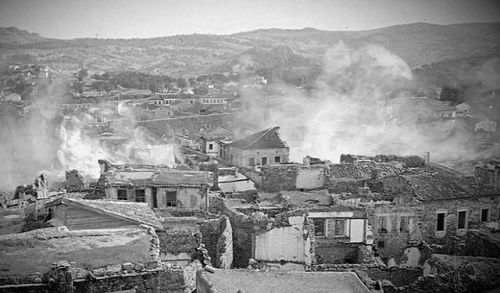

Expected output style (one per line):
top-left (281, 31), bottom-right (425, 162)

top-left (97, 159), bottom-right (213, 211)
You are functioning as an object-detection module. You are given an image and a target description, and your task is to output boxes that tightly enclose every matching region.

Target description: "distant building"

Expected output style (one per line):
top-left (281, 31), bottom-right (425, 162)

top-left (475, 119), bottom-right (497, 133)
top-left (222, 127), bottom-right (289, 167)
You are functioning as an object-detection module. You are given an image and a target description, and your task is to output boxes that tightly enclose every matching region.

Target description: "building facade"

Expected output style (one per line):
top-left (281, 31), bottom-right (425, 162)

top-left (222, 127), bottom-right (290, 168)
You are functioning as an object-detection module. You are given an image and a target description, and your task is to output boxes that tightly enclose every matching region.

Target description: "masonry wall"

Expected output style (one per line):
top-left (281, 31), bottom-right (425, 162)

top-left (261, 164), bottom-right (299, 192)
top-left (106, 186), bottom-right (206, 210)
top-left (157, 230), bottom-right (202, 265)
top-left (418, 196), bottom-right (500, 243)
top-left (254, 215), bottom-right (311, 266)
top-left (0, 263), bottom-right (186, 293)
top-left (327, 178), bottom-right (363, 194)
top-left (219, 200), bottom-right (272, 268)
top-left (296, 167), bottom-right (326, 190)
top-left (368, 205), bottom-right (419, 263)
top-left (199, 217), bottom-right (233, 269)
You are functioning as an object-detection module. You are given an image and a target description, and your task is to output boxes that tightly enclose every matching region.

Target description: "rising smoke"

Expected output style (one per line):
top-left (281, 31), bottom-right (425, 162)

top-left (238, 42), bottom-right (496, 163)
top-left (0, 79), bottom-right (175, 192)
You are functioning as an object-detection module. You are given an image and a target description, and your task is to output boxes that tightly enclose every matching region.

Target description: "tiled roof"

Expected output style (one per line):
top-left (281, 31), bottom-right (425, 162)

top-left (329, 162), bottom-right (403, 179)
top-left (370, 165), bottom-right (483, 201)
top-left (228, 127), bottom-right (288, 149)
top-left (103, 169), bottom-right (212, 187)
top-left (51, 198), bottom-right (164, 230)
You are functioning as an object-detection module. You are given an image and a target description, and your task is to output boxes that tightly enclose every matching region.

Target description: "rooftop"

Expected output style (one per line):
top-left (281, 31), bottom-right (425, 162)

top-left (199, 269), bottom-right (370, 293)
top-left (228, 127), bottom-right (288, 149)
top-left (369, 165), bottom-right (487, 201)
top-left (0, 227), bottom-right (153, 276)
top-left (47, 198), bottom-right (164, 230)
top-left (101, 167), bottom-right (212, 188)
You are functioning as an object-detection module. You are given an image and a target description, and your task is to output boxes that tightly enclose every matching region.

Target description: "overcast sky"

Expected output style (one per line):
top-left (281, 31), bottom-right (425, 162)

top-left (0, 0), bottom-right (499, 39)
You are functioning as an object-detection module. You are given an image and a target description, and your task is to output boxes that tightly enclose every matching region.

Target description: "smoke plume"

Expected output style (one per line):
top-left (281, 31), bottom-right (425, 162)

top-left (237, 42), bottom-right (497, 163)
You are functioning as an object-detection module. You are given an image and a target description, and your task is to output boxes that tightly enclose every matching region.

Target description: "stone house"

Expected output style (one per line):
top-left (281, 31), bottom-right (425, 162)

top-left (222, 127), bottom-right (289, 168)
top-left (360, 165), bottom-right (500, 261)
top-left (475, 119), bottom-right (497, 133)
top-left (98, 160), bottom-right (213, 211)
top-left (199, 127), bottom-right (232, 157)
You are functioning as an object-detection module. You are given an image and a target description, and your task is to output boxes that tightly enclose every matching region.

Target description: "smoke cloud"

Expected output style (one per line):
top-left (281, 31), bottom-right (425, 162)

top-left (237, 42), bottom-right (497, 163)
top-left (0, 79), bottom-right (175, 192)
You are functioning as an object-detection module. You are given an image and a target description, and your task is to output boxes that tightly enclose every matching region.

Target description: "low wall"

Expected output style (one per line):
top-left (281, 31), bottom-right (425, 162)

top-left (0, 262), bottom-right (187, 293)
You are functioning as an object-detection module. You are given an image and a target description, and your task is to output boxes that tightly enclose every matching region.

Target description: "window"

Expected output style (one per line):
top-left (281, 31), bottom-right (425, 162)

top-left (248, 157), bottom-right (255, 166)
top-left (117, 189), bottom-right (127, 201)
top-left (262, 157), bottom-right (267, 165)
top-left (334, 219), bottom-right (345, 236)
top-left (481, 209), bottom-right (489, 222)
top-left (166, 191), bottom-right (177, 207)
top-left (208, 143), bottom-right (213, 150)
top-left (436, 213), bottom-right (445, 231)
top-left (377, 240), bottom-right (385, 249)
top-left (152, 188), bottom-right (158, 208)
top-left (457, 210), bottom-right (467, 229)
top-left (274, 156), bottom-right (281, 163)
top-left (135, 190), bottom-right (146, 203)
top-left (400, 216), bottom-right (409, 233)
top-left (378, 217), bottom-right (387, 233)
top-left (313, 218), bottom-right (326, 236)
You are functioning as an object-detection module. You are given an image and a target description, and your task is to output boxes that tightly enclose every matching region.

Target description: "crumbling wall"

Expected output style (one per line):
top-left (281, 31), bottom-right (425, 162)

top-left (219, 199), bottom-right (272, 268)
top-left (315, 242), bottom-right (360, 264)
top-left (261, 164), bottom-right (299, 192)
top-left (238, 168), bottom-right (262, 187)
top-left (216, 216), bottom-right (233, 269)
top-left (65, 170), bottom-right (85, 192)
top-left (296, 167), bottom-right (326, 190)
top-left (157, 230), bottom-right (202, 263)
top-left (199, 217), bottom-right (234, 269)
top-left (327, 178), bottom-right (363, 193)
top-left (199, 161), bottom-right (219, 190)
top-left (0, 261), bottom-right (187, 293)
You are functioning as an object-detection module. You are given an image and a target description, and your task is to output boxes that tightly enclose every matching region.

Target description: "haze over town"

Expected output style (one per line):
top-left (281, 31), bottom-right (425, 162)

top-left (0, 1), bottom-right (500, 292)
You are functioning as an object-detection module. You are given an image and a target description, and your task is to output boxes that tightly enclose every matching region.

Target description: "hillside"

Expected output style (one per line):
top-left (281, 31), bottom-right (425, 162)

top-left (1, 22), bottom-right (499, 76)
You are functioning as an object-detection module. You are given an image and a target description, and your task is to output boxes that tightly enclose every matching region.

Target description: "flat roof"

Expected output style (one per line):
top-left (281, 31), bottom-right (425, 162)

top-left (200, 270), bottom-right (370, 293)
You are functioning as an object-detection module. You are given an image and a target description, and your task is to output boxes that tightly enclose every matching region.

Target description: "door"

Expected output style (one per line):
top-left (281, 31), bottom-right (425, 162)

top-left (350, 219), bottom-right (365, 243)
top-left (262, 157), bottom-right (267, 165)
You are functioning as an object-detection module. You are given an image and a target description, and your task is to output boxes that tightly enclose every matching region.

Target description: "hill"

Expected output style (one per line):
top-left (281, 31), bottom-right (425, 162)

top-left (1, 22), bottom-right (499, 77)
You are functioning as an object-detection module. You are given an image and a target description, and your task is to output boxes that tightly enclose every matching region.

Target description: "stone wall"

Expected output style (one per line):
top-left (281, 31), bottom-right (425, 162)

top-left (238, 168), bottom-right (262, 187)
top-left (157, 230), bottom-right (202, 261)
top-left (327, 178), bottom-right (363, 194)
top-left (418, 196), bottom-right (500, 243)
top-left (219, 199), bottom-right (273, 268)
top-left (0, 261), bottom-right (186, 293)
top-left (261, 164), bottom-right (299, 192)
top-left (315, 242), bottom-right (360, 264)
top-left (199, 217), bottom-right (233, 269)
